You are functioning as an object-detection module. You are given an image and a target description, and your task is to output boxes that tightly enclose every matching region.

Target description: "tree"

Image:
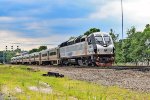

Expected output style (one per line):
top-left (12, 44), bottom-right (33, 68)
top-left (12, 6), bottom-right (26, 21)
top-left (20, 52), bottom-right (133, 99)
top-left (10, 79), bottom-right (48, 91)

top-left (29, 46), bottom-right (47, 54)
top-left (84, 28), bottom-right (100, 36)
top-left (14, 48), bottom-right (21, 53)
top-left (5, 51), bottom-right (16, 63)
top-left (109, 29), bottom-right (119, 42)
top-left (38, 46), bottom-right (47, 52)
top-left (114, 24), bottom-right (150, 65)
top-left (126, 26), bottom-right (136, 37)
top-left (29, 48), bottom-right (38, 54)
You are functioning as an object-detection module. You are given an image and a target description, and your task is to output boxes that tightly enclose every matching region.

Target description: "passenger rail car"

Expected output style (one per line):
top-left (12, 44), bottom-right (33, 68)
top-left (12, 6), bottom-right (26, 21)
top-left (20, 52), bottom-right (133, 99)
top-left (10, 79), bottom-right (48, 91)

top-left (11, 32), bottom-right (115, 66)
top-left (40, 48), bottom-right (59, 65)
top-left (11, 48), bottom-right (59, 65)
top-left (23, 55), bottom-right (30, 64)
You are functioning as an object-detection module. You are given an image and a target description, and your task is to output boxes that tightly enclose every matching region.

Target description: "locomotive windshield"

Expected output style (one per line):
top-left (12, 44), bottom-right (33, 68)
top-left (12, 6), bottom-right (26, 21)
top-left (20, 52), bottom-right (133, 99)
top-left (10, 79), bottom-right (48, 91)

top-left (94, 35), bottom-right (112, 45)
top-left (103, 36), bottom-right (111, 45)
top-left (95, 36), bottom-right (104, 45)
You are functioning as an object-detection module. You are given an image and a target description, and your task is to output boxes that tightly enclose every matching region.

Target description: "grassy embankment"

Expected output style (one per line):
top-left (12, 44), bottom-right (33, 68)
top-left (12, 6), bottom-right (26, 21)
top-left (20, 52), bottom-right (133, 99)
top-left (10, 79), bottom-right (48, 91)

top-left (0, 65), bottom-right (150, 100)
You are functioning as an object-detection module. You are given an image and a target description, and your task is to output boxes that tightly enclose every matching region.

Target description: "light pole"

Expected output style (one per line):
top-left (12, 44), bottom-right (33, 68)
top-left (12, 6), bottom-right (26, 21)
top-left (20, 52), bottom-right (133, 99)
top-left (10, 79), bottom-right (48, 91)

top-left (145, 39), bottom-right (150, 66)
top-left (121, 0), bottom-right (124, 40)
top-left (120, 0), bottom-right (125, 64)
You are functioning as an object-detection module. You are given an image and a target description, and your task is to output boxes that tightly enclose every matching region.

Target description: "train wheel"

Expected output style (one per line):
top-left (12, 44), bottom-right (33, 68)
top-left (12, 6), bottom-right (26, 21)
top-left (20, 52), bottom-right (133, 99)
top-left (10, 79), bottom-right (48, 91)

top-left (85, 61), bottom-right (89, 66)
top-left (91, 62), bottom-right (96, 67)
top-left (78, 59), bottom-right (89, 66)
top-left (78, 60), bottom-right (83, 66)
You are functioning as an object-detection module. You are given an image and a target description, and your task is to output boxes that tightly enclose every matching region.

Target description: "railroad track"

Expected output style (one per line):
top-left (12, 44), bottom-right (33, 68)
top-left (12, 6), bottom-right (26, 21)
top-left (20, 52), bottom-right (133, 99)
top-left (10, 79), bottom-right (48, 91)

top-left (31, 65), bottom-right (150, 72)
top-left (9, 64), bottom-right (150, 72)
top-left (71, 65), bottom-right (150, 71)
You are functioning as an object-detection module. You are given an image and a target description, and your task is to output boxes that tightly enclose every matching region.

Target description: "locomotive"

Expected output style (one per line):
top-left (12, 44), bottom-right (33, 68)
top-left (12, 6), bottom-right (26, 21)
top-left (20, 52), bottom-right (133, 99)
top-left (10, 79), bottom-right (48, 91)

top-left (11, 32), bottom-right (115, 66)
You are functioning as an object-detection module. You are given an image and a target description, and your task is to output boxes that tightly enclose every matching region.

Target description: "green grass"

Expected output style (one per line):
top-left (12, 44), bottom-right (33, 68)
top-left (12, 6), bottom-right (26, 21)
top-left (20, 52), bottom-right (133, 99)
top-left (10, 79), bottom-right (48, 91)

top-left (0, 65), bottom-right (150, 100)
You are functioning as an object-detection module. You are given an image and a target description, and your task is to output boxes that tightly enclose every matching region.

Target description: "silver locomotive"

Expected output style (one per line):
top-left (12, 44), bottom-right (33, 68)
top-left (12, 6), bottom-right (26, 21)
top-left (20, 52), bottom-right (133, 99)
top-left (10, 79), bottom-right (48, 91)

top-left (59, 32), bottom-right (115, 66)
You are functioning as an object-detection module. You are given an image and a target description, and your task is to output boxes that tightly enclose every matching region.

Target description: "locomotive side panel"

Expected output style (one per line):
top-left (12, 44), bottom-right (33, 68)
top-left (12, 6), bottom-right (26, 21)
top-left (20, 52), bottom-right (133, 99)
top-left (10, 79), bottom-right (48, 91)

top-left (60, 41), bottom-right (87, 58)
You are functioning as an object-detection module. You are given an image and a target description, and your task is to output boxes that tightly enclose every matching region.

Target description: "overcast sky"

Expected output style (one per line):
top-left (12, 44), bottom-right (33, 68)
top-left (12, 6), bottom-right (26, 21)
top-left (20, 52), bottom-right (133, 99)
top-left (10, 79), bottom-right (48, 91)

top-left (0, 0), bottom-right (149, 50)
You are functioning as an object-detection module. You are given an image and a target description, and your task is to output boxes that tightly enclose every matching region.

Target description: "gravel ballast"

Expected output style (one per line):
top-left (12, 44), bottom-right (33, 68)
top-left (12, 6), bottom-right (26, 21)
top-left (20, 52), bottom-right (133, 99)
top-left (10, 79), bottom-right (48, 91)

top-left (31, 66), bottom-right (150, 92)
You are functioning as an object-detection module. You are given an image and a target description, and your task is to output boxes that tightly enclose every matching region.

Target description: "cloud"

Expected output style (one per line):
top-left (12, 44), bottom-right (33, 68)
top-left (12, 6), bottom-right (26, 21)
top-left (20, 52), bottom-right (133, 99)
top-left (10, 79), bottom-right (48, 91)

top-left (0, 30), bottom-right (70, 51)
top-left (0, 17), bottom-right (14, 22)
top-left (89, 1), bottom-right (120, 19)
top-left (89, 0), bottom-right (150, 27)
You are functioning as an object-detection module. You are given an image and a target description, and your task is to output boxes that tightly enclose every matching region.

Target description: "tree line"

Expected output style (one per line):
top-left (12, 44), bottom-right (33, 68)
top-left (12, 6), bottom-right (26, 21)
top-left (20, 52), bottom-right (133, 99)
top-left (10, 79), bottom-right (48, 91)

top-left (110, 24), bottom-right (150, 65)
top-left (29, 46), bottom-right (47, 54)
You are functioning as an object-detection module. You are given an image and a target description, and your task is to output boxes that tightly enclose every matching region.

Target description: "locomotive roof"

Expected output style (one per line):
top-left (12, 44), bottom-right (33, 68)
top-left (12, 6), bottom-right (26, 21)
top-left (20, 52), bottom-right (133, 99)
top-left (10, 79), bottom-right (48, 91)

top-left (40, 47), bottom-right (57, 53)
top-left (90, 32), bottom-right (110, 37)
top-left (23, 54), bottom-right (29, 57)
top-left (65, 35), bottom-right (87, 43)
top-left (67, 38), bottom-right (75, 42)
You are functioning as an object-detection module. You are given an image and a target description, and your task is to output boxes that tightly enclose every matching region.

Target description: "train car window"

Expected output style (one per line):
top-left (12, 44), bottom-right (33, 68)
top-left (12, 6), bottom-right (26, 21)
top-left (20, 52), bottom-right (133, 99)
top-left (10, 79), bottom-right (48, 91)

top-left (71, 41), bottom-right (74, 45)
top-left (49, 52), bottom-right (56, 56)
top-left (63, 42), bottom-right (68, 46)
top-left (53, 61), bottom-right (57, 64)
top-left (35, 55), bottom-right (39, 58)
top-left (68, 40), bottom-right (73, 45)
top-left (95, 36), bottom-right (103, 42)
top-left (61, 43), bottom-right (64, 47)
top-left (95, 36), bottom-right (104, 45)
top-left (75, 37), bottom-right (81, 43)
top-left (60, 42), bottom-right (67, 47)
top-left (60, 43), bottom-right (63, 47)
top-left (42, 54), bottom-right (47, 57)
top-left (81, 38), bottom-right (85, 42)
top-left (88, 38), bottom-right (92, 45)
top-left (104, 36), bottom-right (111, 44)
top-left (67, 42), bottom-right (70, 46)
